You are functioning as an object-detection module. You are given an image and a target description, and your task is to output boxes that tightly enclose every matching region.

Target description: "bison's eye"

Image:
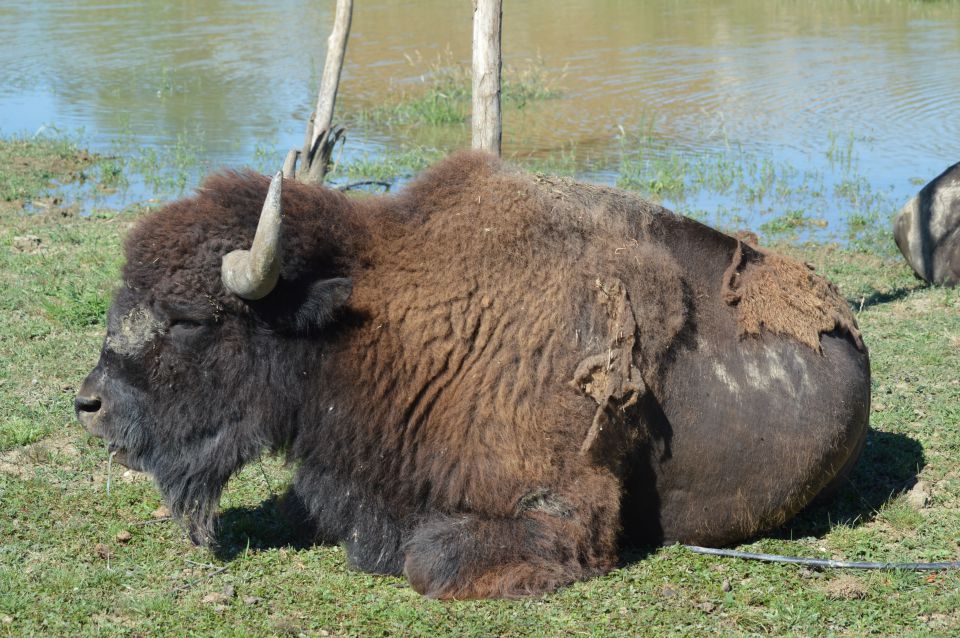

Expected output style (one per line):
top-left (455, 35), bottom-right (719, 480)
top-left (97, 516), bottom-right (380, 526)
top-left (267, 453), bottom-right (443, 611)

top-left (168, 317), bottom-right (208, 339)
top-left (170, 318), bottom-right (203, 329)
top-left (158, 302), bottom-right (216, 343)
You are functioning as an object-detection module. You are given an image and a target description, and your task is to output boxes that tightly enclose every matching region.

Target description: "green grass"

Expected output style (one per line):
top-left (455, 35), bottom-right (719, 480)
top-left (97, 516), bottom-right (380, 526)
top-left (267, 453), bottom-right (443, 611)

top-left (329, 147), bottom-right (446, 184)
top-left (2, 138), bottom-right (959, 636)
top-left (0, 135), bottom-right (98, 205)
top-left (110, 124), bottom-right (206, 195)
top-left (354, 52), bottom-right (562, 129)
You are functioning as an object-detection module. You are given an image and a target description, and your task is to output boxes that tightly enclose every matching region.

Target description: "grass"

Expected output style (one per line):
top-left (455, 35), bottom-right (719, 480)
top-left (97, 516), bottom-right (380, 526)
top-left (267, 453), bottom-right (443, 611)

top-left (612, 128), bottom-right (900, 253)
top-left (354, 51), bottom-right (563, 129)
top-left (0, 135), bottom-right (98, 206)
top-left (328, 147), bottom-right (446, 185)
top-left (1, 137), bottom-right (959, 636)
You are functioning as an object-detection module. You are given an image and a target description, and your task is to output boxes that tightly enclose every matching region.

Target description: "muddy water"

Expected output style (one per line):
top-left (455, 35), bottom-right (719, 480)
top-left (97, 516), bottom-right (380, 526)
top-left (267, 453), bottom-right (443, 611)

top-left (1, 0), bottom-right (958, 223)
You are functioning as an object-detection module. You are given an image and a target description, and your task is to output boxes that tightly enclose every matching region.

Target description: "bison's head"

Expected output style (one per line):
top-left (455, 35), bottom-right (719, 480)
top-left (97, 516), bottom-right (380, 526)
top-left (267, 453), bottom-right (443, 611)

top-left (75, 172), bottom-right (353, 544)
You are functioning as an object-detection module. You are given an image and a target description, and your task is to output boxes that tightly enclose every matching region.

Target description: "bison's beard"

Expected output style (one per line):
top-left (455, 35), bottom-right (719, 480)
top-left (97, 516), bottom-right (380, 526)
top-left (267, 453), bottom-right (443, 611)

top-left (140, 405), bottom-right (273, 547)
top-left (155, 467), bottom-right (226, 546)
top-left (152, 443), bottom-right (238, 547)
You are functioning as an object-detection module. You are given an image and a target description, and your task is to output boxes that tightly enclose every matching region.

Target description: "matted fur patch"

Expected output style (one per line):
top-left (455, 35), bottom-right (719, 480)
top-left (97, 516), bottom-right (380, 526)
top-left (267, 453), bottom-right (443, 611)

top-left (722, 241), bottom-right (864, 353)
top-left (573, 277), bottom-right (646, 458)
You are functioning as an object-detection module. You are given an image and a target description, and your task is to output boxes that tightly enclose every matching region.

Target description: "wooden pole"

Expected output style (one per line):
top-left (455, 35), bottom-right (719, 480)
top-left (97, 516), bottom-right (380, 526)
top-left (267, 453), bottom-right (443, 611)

top-left (471, 0), bottom-right (502, 155)
top-left (292, 0), bottom-right (353, 184)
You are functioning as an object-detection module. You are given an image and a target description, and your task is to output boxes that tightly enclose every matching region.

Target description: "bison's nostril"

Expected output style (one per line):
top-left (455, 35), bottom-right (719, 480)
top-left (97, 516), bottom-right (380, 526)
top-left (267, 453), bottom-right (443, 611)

top-left (75, 395), bottom-right (102, 415)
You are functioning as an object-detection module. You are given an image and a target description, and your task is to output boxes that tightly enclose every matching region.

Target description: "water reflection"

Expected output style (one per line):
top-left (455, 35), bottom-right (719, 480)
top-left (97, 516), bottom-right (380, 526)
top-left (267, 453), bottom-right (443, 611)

top-left (1, 0), bottom-right (958, 226)
top-left (0, 1), bottom-right (331, 159)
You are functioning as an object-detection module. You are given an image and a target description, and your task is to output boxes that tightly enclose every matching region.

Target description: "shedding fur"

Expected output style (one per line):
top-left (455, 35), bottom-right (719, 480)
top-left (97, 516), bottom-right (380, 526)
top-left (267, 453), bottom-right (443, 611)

top-left (572, 277), bottom-right (645, 459)
top-left (722, 240), bottom-right (864, 353)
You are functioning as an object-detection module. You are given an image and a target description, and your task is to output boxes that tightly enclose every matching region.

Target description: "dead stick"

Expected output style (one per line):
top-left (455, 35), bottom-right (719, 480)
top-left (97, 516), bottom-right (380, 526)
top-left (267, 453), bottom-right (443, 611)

top-left (338, 180), bottom-right (392, 192)
top-left (170, 566), bottom-right (228, 594)
top-left (298, 0), bottom-right (353, 183)
top-left (128, 516), bottom-right (173, 526)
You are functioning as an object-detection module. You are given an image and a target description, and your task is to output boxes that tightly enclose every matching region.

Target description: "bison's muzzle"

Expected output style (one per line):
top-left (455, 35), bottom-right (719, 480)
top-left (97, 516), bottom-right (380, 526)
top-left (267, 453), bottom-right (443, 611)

top-left (75, 391), bottom-right (103, 436)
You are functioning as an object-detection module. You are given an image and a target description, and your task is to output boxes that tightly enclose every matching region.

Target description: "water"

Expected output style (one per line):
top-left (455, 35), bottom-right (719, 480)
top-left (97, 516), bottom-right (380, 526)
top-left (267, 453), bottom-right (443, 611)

top-left (2, 0), bottom-right (959, 237)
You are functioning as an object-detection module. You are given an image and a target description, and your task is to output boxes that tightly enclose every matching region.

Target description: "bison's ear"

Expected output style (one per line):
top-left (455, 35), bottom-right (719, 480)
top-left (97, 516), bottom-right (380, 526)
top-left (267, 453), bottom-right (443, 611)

top-left (288, 277), bottom-right (353, 333)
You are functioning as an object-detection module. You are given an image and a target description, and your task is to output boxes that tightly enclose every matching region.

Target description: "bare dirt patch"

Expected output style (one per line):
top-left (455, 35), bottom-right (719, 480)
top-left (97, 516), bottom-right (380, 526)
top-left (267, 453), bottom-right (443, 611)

top-left (0, 432), bottom-right (80, 478)
top-left (820, 574), bottom-right (870, 600)
top-left (0, 138), bottom-right (98, 214)
top-left (0, 431), bottom-right (149, 487)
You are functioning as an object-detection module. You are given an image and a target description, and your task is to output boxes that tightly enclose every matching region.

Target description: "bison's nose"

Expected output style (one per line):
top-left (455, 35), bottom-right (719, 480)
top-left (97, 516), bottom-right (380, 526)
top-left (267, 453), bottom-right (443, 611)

top-left (75, 394), bottom-right (102, 420)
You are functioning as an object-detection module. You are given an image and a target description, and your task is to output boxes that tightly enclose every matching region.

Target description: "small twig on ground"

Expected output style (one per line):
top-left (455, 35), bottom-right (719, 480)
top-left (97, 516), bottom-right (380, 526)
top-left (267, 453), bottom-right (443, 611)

top-left (169, 566), bottom-right (228, 594)
top-left (129, 516), bottom-right (173, 526)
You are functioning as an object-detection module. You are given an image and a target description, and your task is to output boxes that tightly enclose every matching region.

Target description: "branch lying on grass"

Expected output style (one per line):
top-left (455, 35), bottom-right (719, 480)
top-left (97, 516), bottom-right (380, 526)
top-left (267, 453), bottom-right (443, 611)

top-left (687, 545), bottom-right (960, 570)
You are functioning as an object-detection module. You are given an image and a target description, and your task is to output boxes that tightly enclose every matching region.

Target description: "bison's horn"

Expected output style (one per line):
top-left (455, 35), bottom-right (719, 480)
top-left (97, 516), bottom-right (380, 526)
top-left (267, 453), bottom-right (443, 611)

top-left (221, 172), bottom-right (284, 300)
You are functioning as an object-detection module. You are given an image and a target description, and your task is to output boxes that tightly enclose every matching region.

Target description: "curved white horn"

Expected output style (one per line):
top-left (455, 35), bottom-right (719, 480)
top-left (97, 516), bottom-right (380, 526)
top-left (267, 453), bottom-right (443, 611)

top-left (221, 172), bottom-right (284, 300)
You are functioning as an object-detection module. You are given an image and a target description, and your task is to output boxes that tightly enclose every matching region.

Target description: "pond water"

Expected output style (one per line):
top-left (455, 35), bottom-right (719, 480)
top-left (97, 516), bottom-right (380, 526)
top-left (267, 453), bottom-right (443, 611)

top-left (2, 0), bottom-right (959, 240)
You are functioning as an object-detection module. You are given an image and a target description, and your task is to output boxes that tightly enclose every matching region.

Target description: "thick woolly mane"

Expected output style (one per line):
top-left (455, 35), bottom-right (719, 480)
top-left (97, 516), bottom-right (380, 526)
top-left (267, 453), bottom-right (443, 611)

top-left (121, 170), bottom-right (370, 313)
top-left (120, 152), bottom-right (538, 313)
top-left (121, 151), bottom-right (677, 317)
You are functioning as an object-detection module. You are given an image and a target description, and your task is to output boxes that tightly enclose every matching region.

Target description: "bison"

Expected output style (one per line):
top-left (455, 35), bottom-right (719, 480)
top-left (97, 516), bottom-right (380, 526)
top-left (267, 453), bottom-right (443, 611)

top-left (76, 151), bottom-right (869, 599)
top-left (893, 161), bottom-right (960, 287)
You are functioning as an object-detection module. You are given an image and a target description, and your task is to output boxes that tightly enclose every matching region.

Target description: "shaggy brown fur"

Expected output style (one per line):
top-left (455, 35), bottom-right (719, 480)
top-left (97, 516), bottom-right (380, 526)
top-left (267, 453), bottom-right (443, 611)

top-left (722, 240), bottom-right (864, 353)
top-left (76, 150), bottom-right (870, 599)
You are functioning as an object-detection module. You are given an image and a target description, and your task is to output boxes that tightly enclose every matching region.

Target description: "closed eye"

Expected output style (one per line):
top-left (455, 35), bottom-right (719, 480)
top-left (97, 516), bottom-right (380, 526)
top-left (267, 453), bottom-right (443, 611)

top-left (168, 318), bottom-right (208, 338)
top-left (169, 318), bottom-right (203, 329)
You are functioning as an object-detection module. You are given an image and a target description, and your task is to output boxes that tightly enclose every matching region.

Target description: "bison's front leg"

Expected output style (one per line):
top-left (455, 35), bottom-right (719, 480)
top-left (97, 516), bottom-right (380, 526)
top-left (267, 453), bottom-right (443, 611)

top-left (286, 465), bottom-right (407, 575)
top-left (403, 473), bottom-right (621, 599)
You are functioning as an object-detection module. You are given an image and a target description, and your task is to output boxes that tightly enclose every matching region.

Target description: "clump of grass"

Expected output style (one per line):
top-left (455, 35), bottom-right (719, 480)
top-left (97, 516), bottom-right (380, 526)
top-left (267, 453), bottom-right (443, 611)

top-left (502, 58), bottom-right (564, 107)
top-left (614, 125), bottom-right (904, 251)
top-left (125, 131), bottom-right (205, 195)
top-left (96, 159), bottom-right (127, 190)
top-left (355, 50), bottom-right (563, 128)
top-left (759, 209), bottom-right (828, 238)
top-left (618, 153), bottom-right (688, 198)
top-left (0, 134), bottom-right (97, 205)
top-left (329, 146), bottom-right (445, 185)
top-left (825, 131), bottom-right (858, 172)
